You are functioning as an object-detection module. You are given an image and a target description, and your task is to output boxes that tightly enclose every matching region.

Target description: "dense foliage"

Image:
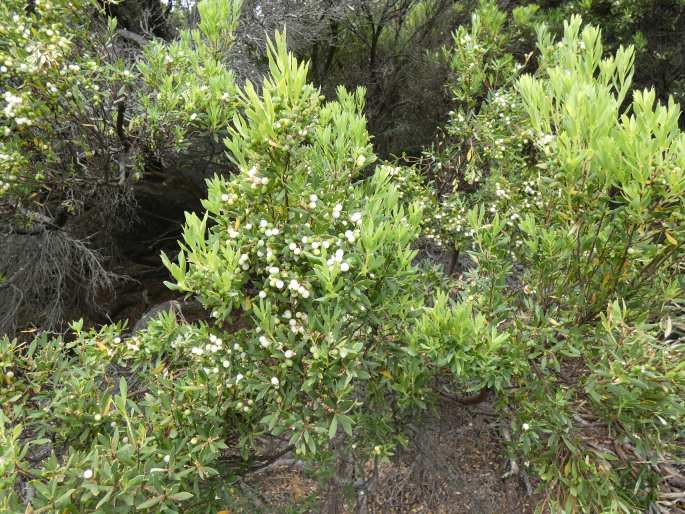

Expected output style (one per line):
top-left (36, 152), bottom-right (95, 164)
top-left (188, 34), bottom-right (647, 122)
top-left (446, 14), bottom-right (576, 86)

top-left (1, 1), bottom-right (684, 513)
top-left (408, 6), bottom-right (685, 512)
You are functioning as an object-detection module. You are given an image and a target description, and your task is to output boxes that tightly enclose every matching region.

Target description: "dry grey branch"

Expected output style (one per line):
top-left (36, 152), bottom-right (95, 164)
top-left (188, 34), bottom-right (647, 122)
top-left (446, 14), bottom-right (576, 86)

top-left (0, 229), bottom-right (123, 335)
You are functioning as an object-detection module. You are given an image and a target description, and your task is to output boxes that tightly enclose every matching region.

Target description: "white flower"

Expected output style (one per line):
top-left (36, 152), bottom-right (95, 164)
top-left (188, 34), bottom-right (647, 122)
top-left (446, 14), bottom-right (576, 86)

top-left (335, 249), bottom-right (344, 262)
top-left (309, 194), bottom-right (318, 202)
top-left (269, 266), bottom-right (280, 274)
top-left (344, 230), bottom-right (355, 243)
top-left (258, 290), bottom-right (267, 299)
top-left (163, 455), bottom-right (170, 463)
top-left (235, 373), bottom-right (244, 382)
top-left (355, 154), bottom-right (366, 168)
top-left (350, 212), bottom-right (362, 224)
top-left (259, 219), bottom-right (268, 228)
top-left (522, 423), bottom-right (530, 431)
top-left (222, 360), bottom-right (230, 368)
top-left (340, 262), bottom-right (350, 272)
top-left (113, 337), bottom-right (121, 344)
top-left (259, 335), bottom-right (271, 348)
top-left (289, 242), bottom-right (297, 251)
top-left (275, 279), bottom-right (284, 289)
top-left (284, 350), bottom-right (296, 359)
top-left (221, 193), bottom-right (230, 202)
top-left (270, 377), bottom-right (279, 386)
top-left (83, 469), bottom-right (94, 479)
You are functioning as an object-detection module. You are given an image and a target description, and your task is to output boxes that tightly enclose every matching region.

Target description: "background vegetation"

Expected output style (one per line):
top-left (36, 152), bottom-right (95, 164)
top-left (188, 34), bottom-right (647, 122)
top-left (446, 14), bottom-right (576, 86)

top-left (1, 0), bottom-right (683, 513)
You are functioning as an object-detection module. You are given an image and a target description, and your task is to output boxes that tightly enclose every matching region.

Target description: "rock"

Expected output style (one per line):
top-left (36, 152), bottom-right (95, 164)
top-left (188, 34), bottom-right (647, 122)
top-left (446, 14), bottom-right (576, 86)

top-left (132, 298), bottom-right (205, 333)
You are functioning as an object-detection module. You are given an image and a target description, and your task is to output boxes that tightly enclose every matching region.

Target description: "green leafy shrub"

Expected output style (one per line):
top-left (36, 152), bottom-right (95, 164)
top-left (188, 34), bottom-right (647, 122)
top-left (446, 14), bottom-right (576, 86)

top-left (136, 0), bottom-right (242, 153)
top-left (0, 0), bottom-right (243, 205)
top-left (162, 32), bottom-right (434, 485)
top-left (0, 0), bottom-right (245, 335)
top-left (0, 319), bottom-right (239, 513)
top-left (424, 12), bottom-right (685, 513)
top-left (391, 1), bottom-right (539, 264)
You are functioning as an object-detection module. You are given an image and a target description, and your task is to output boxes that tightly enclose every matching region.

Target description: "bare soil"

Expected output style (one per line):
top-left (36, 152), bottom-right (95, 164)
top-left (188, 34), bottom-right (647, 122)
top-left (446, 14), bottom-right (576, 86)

top-left (232, 399), bottom-right (539, 514)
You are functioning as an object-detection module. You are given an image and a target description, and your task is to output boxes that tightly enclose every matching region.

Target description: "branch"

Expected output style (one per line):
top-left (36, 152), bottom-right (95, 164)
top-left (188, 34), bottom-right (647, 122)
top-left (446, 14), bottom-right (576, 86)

top-left (116, 100), bottom-right (130, 151)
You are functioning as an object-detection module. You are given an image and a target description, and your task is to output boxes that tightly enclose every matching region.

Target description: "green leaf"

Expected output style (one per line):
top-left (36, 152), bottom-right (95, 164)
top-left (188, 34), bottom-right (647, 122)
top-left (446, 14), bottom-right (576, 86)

top-left (55, 488), bottom-right (76, 507)
top-left (328, 416), bottom-right (338, 439)
top-left (338, 414), bottom-right (353, 436)
top-left (137, 496), bottom-right (162, 509)
top-left (169, 492), bottom-right (194, 501)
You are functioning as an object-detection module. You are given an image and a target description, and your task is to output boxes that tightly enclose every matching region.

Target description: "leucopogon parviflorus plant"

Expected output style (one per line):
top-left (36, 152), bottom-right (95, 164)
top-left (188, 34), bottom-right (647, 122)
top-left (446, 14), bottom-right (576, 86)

top-left (160, 33), bottom-right (437, 508)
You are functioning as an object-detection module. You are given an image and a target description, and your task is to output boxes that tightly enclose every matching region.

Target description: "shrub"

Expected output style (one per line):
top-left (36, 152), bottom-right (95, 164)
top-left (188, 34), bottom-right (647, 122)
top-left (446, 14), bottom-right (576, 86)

top-left (0, 0), bottom-right (244, 334)
top-left (388, 1), bottom-right (539, 268)
top-left (162, 33), bottom-right (435, 503)
top-left (424, 12), bottom-right (685, 512)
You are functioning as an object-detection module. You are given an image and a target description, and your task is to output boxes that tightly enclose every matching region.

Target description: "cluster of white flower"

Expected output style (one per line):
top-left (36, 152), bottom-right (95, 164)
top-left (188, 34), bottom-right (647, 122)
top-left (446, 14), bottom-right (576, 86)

top-left (3, 91), bottom-right (23, 118)
top-left (282, 310), bottom-right (307, 334)
top-left (239, 252), bottom-right (249, 270)
top-left (326, 247), bottom-right (350, 272)
top-left (287, 277), bottom-right (310, 298)
top-left (521, 179), bottom-right (544, 210)
top-left (458, 32), bottom-right (473, 45)
top-left (221, 192), bottom-right (237, 206)
top-left (244, 165), bottom-right (268, 189)
top-left (494, 182), bottom-right (509, 199)
top-left (536, 133), bottom-right (555, 148)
